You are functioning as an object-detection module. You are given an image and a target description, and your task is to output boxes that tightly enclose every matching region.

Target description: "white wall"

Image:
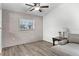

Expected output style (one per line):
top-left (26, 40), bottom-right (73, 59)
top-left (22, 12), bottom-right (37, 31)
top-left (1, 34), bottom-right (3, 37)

top-left (43, 3), bottom-right (79, 43)
top-left (0, 9), bottom-right (2, 53)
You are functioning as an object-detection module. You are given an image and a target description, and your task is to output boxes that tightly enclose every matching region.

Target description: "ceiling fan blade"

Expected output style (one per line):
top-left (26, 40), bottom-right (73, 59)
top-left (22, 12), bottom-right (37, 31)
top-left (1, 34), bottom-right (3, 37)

top-left (40, 6), bottom-right (49, 8)
top-left (39, 9), bottom-right (42, 12)
top-left (30, 8), bottom-right (34, 11)
top-left (25, 4), bottom-right (34, 7)
top-left (34, 3), bottom-right (37, 6)
top-left (34, 3), bottom-right (40, 6)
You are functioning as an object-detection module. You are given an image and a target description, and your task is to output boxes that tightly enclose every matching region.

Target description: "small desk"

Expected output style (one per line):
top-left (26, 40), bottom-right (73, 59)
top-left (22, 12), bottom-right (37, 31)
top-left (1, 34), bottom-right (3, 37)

top-left (52, 37), bottom-right (67, 46)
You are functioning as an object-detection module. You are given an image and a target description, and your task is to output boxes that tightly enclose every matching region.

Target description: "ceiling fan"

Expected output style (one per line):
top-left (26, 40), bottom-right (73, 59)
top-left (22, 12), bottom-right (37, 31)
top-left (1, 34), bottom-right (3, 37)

top-left (25, 3), bottom-right (49, 12)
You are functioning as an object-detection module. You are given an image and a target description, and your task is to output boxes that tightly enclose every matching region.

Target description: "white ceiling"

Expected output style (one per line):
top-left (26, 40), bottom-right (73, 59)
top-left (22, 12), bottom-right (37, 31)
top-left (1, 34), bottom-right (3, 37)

top-left (2, 3), bottom-right (60, 16)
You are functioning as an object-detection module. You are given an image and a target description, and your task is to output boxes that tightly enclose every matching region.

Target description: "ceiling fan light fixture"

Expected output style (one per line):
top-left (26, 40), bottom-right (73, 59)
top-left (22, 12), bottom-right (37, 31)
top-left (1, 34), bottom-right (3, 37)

top-left (25, 3), bottom-right (49, 12)
top-left (34, 7), bottom-right (40, 10)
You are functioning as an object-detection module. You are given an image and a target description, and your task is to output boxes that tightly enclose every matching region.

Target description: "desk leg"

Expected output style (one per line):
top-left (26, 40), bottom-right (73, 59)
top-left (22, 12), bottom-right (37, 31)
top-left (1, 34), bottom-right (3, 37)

top-left (53, 38), bottom-right (55, 46)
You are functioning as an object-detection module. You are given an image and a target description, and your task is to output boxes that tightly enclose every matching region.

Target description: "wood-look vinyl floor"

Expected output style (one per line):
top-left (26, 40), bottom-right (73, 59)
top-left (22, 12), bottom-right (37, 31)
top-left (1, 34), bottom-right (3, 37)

top-left (2, 40), bottom-right (57, 56)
